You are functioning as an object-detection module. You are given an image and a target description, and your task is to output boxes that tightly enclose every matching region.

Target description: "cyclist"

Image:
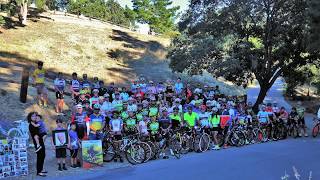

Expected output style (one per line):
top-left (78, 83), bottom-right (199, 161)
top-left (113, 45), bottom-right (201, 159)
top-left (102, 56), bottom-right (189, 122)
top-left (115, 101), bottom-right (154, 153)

top-left (124, 111), bottom-right (137, 135)
top-left (279, 107), bottom-right (289, 124)
top-left (71, 104), bottom-right (89, 140)
top-left (288, 107), bottom-right (299, 136)
top-left (158, 108), bottom-right (172, 157)
top-left (89, 89), bottom-right (100, 108)
top-left (101, 93), bottom-right (114, 117)
top-left (81, 74), bottom-right (91, 94)
top-left (54, 72), bottom-right (66, 115)
top-left (257, 105), bottom-right (270, 141)
top-left (70, 72), bottom-right (80, 102)
top-left (183, 106), bottom-right (199, 129)
top-left (296, 101), bottom-right (308, 137)
top-left (96, 81), bottom-right (106, 97)
top-left (32, 61), bottom-right (48, 108)
top-left (82, 100), bottom-right (93, 116)
top-left (174, 77), bottom-right (184, 95)
top-left (198, 105), bottom-right (211, 132)
top-left (87, 104), bottom-right (105, 140)
top-left (112, 92), bottom-right (123, 112)
top-left (109, 112), bottom-right (124, 162)
top-left (169, 107), bottom-right (182, 130)
top-left (127, 97), bottom-right (137, 112)
top-left (209, 108), bottom-right (220, 150)
top-left (91, 77), bottom-right (100, 91)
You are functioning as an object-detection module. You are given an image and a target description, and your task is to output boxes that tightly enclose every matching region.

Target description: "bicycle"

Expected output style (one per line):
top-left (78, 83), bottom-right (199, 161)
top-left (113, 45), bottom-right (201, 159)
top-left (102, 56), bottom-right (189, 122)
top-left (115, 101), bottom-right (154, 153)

top-left (312, 117), bottom-right (320, 138)
top-left (102, 132), bottom-right (148, 165)
top-left (0, 120), bottom-right (29, 140)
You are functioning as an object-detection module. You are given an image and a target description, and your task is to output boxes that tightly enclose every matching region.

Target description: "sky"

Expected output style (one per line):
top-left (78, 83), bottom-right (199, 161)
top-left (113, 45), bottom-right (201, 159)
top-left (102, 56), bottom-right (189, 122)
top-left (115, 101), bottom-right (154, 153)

top-left (117, 0), bottom-right (190, 14)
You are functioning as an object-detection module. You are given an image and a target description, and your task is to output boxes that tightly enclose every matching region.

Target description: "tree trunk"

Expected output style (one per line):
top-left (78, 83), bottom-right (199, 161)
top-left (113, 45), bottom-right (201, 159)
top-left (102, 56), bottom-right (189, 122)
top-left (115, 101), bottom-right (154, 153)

top-left (19, 2), bottom-right (28, 25)
top-left (20, 66), bottom-right (30, 103)
top-left (253, 84), bottom-right (269, 113)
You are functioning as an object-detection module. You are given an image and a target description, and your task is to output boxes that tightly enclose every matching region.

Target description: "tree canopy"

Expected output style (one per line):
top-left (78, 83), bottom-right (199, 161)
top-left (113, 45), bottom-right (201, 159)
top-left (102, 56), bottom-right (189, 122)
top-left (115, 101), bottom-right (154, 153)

top-left (168, 0), bottom-right (320, 110)
top-left (132, 0), bottom-right (179, 33)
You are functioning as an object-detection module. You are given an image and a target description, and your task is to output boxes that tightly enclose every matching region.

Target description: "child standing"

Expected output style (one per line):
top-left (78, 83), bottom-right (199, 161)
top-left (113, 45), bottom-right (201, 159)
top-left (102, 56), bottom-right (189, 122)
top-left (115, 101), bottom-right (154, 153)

top-left (68, 122), bottom-right (80, 168)
top-left (52, 119), bottom-right (68, 171)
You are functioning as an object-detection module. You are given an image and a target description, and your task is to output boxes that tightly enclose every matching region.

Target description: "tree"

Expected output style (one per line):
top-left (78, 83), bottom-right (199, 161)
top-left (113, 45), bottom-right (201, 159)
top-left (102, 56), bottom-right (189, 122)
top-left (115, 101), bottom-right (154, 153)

top-left (16, 0), bottom-right (30, 25)
top-left (132, 0), bottom-right (179, 33)
top-left (168, 0), bottom-right (320, 111)
top-left (309, 0), bottom-right (320, 52)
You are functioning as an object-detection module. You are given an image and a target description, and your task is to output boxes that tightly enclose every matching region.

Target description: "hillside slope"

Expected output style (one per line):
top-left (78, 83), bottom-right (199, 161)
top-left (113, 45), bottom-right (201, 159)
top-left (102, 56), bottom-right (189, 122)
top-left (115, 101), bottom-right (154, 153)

top-left (0, 11), bottom-right (244, 129)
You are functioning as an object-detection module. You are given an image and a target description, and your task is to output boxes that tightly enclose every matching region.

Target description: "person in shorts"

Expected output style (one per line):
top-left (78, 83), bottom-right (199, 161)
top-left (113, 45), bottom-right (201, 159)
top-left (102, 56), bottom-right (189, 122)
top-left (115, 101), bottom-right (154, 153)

top-left (109, 112), bottom-right (124, 162)
top-left (52, 119), bottom-right (68, 171)
top-left (69, 122), bottom-right (80, 168)
top-left (32, 61), bottom-right (48, 108)
top-left (54, 72), bottom-right (66, 115)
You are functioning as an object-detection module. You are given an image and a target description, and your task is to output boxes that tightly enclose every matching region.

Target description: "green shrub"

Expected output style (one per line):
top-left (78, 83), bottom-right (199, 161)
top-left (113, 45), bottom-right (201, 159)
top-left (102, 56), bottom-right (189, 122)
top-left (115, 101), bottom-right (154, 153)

top-left (0, 15), bottom-right (4, 26)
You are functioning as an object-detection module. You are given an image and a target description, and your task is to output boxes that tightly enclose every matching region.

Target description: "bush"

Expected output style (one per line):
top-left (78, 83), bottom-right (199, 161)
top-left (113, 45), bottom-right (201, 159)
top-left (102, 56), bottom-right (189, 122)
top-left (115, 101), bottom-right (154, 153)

top-left (162, 30), bottom-right (180, 38)
top-left (35, 0), bottom-right (47, 10)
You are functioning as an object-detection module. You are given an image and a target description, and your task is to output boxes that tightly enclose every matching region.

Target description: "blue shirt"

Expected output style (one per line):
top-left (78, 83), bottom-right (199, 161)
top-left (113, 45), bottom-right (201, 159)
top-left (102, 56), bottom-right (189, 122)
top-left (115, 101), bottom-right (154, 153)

top-left (257, 111), bottom-right (269, 123)
top-left (69, 130), bottom-right (79, 149)
top-left (38, 120), bottom-right (47, 134)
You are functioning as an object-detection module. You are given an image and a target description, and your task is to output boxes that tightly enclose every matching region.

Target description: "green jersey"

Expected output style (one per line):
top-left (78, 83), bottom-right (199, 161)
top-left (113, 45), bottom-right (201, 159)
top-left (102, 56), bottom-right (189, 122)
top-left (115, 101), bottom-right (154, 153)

top-left (149, 122), bottom-right (159, 134)
top-left (209, 115), bottom-right (220, 127)
top-left (125, 118), bottom-right (136, 129)
top-left (183, 112), bottom-right (198, 128)
top-left (149, 107), bottom-right (158, 117)
top-left (296, 106), bottom-right (305, 118)
top-left (169, 114), bottom-right (181, 122)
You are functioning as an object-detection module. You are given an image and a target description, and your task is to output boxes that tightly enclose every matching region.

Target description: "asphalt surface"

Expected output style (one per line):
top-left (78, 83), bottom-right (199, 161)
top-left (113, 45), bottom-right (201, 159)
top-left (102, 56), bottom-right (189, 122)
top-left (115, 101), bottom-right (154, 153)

top-left (45, 78), bottom-right (319, 180)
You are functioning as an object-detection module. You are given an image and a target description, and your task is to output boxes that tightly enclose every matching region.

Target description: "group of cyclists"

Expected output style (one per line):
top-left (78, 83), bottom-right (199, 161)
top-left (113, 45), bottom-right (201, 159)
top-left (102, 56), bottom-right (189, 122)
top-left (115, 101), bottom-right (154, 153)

top-left (32, 61), bottom-right (310, 163)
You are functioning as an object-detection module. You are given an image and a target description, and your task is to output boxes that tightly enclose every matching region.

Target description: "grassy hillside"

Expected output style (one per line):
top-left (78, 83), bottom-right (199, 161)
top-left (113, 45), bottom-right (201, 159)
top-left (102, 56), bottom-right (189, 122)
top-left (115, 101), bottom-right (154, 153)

top-left (0, 11), bottom-right (244, 128)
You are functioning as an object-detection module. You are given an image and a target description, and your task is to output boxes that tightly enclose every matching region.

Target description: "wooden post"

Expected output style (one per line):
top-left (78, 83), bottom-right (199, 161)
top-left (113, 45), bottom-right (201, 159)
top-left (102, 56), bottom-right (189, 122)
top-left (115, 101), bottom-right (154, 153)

top-left (20, 66), bottom-right (30, 103)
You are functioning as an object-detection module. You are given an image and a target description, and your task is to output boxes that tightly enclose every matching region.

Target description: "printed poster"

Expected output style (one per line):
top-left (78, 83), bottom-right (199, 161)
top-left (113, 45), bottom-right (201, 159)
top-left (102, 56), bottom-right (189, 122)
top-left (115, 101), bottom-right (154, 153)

top-left (81, 140), bottom-right (103, 169)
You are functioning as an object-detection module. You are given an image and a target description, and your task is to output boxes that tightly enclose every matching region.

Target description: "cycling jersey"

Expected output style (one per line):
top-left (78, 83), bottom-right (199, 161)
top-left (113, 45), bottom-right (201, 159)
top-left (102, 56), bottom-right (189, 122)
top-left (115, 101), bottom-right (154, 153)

top-left (89, 114), bottom-right (105, 132)
top-left (139, 120), bottom-right (148, 134)
top-left (296, 107), bottom-right (305, 118)
top-left (257, 111), bottom-right (269, 123)
top-left (127, 104), bottom-right (137, 112)
top-left (125, 118), bottom-right (137, 130)
top-left (174, 82), bottom-right (183, 94)
top-left (136, 113), bottom-right (143, 121)
top-left (149, 122), bottom-right (159, 134)
top-left (33, 69), bottom-right (46, 84)
top-left (71, 79), bottom-right (80, 92)
top-left (89, 96), bottom-right (99, 108)
top-left (198, 112), bottom-right (211, 127)
top-left (209, 115), bottom-right (220, 127)
top-left (109, 118), bottom-right (123, 132)
top-left (169, 114), bottom-right (181, 122)
top-left (91, 82), bottom-right (100, 90)
top-left (158, 116), bottom-right (171, 129)
top-left (72, 112), bottom-right (89, 125)
top-left (183, 112), bottom-right (198, 128)
top-left (120, 92), bottom-right (130, 101)
top-left (81, 80), bottom-right (91, 89)
top-left (121, 111), bottom-right (129, 120)
top-left (112, 100), bottom-right (123, 112)
top-left (149, 107), bottom-right (158, 117)
top-left (54, 78), bottom-right (66, 91)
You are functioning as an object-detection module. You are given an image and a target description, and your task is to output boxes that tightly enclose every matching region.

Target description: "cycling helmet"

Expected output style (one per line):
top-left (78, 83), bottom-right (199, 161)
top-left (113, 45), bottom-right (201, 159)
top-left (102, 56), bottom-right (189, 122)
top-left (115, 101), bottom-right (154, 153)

top-left (93, 89), bottom-right (99, 93)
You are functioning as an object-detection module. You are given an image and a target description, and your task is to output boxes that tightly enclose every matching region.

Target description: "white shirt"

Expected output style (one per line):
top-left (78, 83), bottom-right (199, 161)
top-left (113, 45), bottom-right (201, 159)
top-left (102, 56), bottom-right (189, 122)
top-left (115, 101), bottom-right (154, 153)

top-left (127, 104), bottom-right (137, 112)
top-left (139, 121), bottom-right (148, 134)
top-left (54, 78), bottom-right (66, 91)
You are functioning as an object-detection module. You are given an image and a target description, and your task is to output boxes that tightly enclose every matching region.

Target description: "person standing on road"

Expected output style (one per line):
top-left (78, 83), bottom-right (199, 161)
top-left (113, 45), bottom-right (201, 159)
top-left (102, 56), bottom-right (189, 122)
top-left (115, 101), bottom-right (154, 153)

top-left (296, 101), bottom-right (308, 137)
top-left (32, 61), bottom-right (48, 108)
top-left (27, 112), bottom-right (47, 177)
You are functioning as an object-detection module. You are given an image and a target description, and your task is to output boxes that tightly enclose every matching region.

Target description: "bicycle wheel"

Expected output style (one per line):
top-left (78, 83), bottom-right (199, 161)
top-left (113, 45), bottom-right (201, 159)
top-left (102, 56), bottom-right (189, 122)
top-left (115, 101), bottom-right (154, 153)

top-left (170, 138), bottom-right (181, 159)
top-left (140, 142), bottom-right (152, 163)
top-left (125, 143), bottom-right (146, 165)
top-left (216, 132), bottom-right (225, 147)
top-left (245, 130), bottom-right (255, 144)
top-left (292, 125), bottom-right (299, 138)
top-left (253, 128), bottom-right (264, 143)
top-left (199, 133), bottom-right (210, 152)
top-left (180, 134), bottom-right (191, 154)
top-left (102, 141), bottom-right (116, 162)
top-left (7, 128), bottom-right (22, 139)
top-left (312, 123), bottom-right (320, 138)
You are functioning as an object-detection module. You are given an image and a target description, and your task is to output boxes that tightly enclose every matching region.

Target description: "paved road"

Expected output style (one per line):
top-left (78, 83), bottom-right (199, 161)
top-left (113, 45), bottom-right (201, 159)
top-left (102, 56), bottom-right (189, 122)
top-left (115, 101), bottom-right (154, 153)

top-left (45, 78), bottom-right (319, 180)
